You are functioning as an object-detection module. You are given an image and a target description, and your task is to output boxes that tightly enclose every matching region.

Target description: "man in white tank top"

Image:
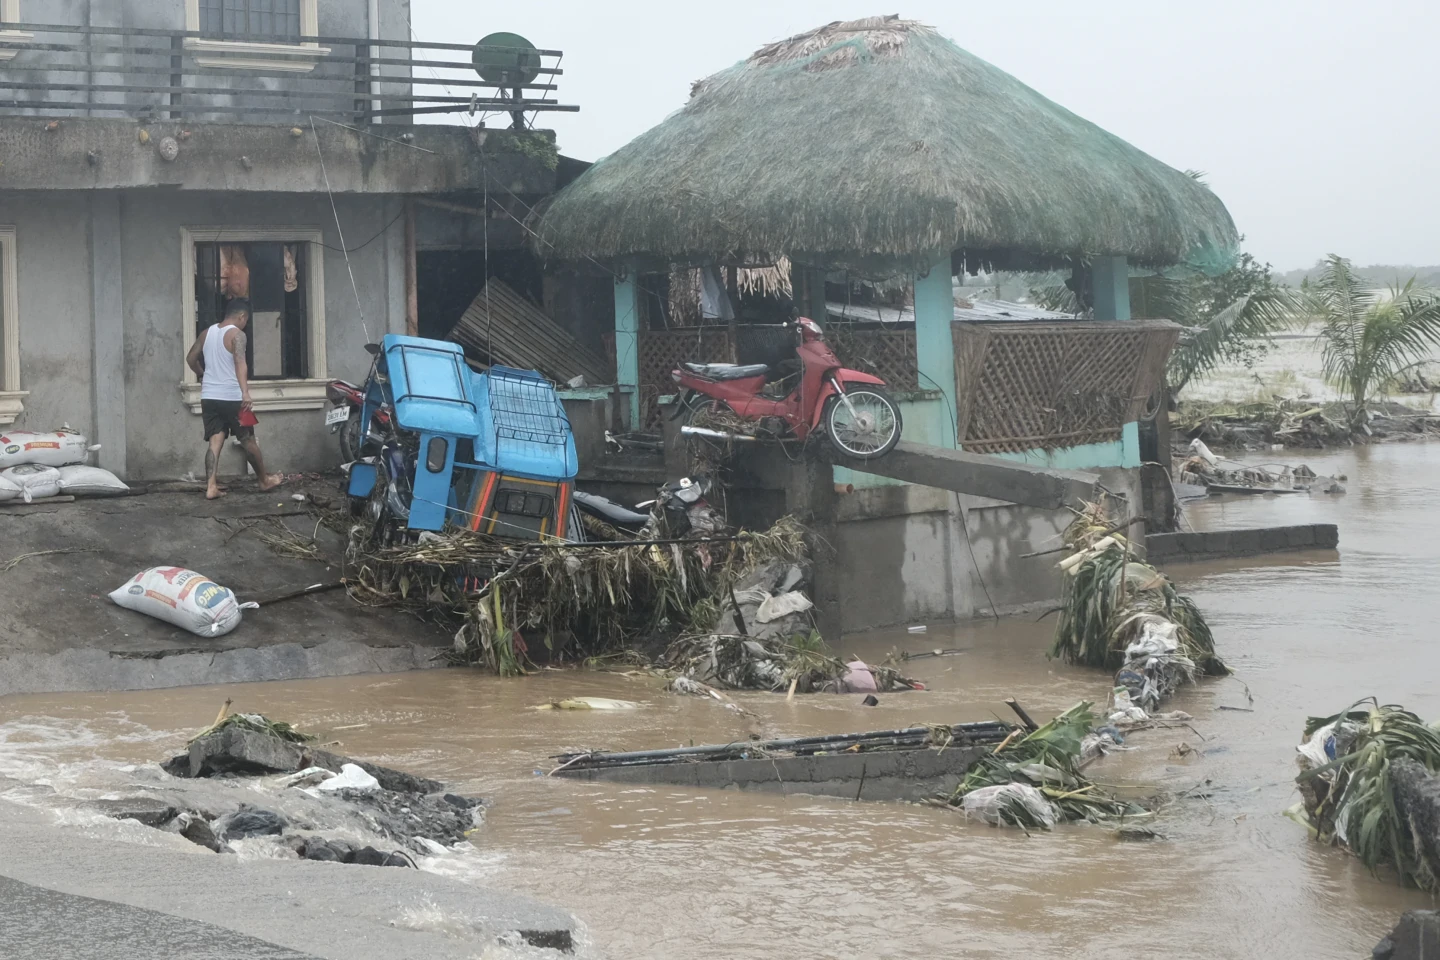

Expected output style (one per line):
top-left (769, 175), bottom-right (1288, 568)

top-left (185, 299), bottom-right (282, 499)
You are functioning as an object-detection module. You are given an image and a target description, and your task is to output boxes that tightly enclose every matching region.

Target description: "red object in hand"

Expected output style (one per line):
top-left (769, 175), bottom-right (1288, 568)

top-left (238, 408), bottom-right (259, 427)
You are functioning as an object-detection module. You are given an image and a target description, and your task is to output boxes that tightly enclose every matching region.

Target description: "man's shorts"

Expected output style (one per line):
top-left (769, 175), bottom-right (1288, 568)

top-left (201, 398), bottom-right (254, 441)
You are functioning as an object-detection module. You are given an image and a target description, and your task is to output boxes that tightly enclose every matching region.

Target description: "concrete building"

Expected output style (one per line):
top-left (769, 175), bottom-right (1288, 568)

top-left (0, 1), bottom-right (571, 479)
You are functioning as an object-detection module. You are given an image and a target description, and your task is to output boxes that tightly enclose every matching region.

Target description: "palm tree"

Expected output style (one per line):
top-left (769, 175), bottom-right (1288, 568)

top-left (1307, 255), bottom-right (1440, 429)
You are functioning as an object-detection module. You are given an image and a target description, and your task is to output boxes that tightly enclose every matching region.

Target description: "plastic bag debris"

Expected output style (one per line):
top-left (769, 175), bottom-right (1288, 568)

top-left (0, 429), bottom-right (91, 469)
top-left (57, 464), bottom-right (129, 497)
top-left (314, 762), bottom-right (380, 793)
top-left (108, 566), bottom-right (253, 637)
top-left (960, 783), bottom-right (1059, 829)
top-left (1, 463), bottom-right (61, 503)
top-left (755, 590), bottom-right (813, 623)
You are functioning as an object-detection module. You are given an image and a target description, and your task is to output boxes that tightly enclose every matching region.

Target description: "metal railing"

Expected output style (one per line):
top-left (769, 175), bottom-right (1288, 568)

top-left (0, 21), bottom-right (577, 125)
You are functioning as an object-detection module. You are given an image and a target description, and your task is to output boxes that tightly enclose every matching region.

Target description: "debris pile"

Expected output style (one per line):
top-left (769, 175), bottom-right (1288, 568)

top-left (1177, 438), bottom-right (1347, 495)
top-left (345, 507), bottom-right (810, 675)
top-left (1050, 504), bottom-right (1227, 718)
top-left (1292, 699), bottom-right (1440, 892)
top-left (944, 702), bottom-right (1145, 828)
top-left (141, 709), bottom-right (482, 864)
top-left (1175, 398), bottom-right (1440, 449)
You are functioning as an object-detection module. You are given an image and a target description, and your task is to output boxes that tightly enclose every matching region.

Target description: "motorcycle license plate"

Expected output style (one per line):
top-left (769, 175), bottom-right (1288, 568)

top-left (324, 406), bottom-right (350, 427)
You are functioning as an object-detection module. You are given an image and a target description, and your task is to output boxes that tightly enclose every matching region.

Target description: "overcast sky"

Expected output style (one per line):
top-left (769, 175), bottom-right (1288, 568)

top-left (412, 1), bottom-right (1439, 271)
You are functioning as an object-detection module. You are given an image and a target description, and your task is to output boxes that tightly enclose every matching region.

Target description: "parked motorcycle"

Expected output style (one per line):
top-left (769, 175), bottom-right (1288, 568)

top-left (671, 317), bottom-right (902, 459)
top-left (325, 377), bottom-right (391, 463)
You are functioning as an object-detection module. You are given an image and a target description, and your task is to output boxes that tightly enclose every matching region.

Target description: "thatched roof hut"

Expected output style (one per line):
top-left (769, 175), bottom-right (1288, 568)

top-left (534, 16), bottom-right (1238, 274)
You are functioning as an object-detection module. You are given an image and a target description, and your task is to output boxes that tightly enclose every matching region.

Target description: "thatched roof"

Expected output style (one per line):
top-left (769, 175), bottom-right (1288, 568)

top-left (533, 16), bottom-right (1238, 274)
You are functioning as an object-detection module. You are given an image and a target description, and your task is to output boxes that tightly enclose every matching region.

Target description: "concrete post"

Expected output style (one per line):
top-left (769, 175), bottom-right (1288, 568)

top-left (1091, 255), bottom-right (1131, 321)
top-left (914, 255), bottom-right (956, 447)
top-left (90, 192), bottom-right (126, 478)
top-left (613, 274), bottom-right (641, 429)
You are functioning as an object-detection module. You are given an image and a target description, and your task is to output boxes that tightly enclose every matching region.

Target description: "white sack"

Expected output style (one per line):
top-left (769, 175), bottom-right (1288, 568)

top-left (58, 464), bottom-right (129, 497)
top-left (108, 566), bottom-right (249, 637)
top-left (314, 763), bottom-right (380, 793)
top-left (0, 429), bottom-right (91, 468)
top-left (1, 464), bottom-right (61, 503)
top-left (0, 474), bottom-right (19, 502)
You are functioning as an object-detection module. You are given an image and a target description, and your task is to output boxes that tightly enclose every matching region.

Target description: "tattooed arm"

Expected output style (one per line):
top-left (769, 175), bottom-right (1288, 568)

top-left (186, 328), bottom-right (206, 379)
top-left (229, 327), bottom-right (252, 410)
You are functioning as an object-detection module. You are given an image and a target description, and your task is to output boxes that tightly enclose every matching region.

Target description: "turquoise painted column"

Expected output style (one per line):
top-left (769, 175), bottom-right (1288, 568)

top-left (613, 274), bottom-right (641, 429)
top-left (1091, 256), bottom-right (1131, 321)
top-left (914, 255), bottom-right (957, 447)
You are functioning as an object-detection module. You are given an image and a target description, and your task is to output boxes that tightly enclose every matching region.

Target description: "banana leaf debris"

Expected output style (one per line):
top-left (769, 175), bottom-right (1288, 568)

top-left (1292, 699), bottom-right (1440, 892)
top-left (1050, 503), bottom-right (1227, 720)
top-left (942, 701), bottom-right (1149, 829)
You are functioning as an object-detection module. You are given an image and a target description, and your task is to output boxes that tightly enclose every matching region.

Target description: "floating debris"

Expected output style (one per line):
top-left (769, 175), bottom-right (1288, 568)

top-left (1292, 699), bottom-right (1440, 892)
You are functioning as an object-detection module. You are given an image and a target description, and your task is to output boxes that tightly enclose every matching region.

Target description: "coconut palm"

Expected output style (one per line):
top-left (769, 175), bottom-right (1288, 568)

top-left (1307, 255), bottom-right (1440, 429)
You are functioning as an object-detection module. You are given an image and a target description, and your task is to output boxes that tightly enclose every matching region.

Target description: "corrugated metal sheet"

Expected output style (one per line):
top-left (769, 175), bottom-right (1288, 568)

top-left (825, 298), bottom-right (1076, 324)
top-left (448, 279), bottom-right (612, 387)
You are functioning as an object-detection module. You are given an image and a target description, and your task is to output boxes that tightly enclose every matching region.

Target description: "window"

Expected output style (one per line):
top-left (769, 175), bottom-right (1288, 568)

top-left (0, 0), bottom-right (33, 64)
top-left (199, 0), bottom-right (302, 41)
top-left (179, 227), bottom-right (328, 413)
top-left (184, 0), bottom-right (327, 73)
top-left (194, 241), bottom-right (310, 379)
top-left (0, 227), bottom-right (24, 425)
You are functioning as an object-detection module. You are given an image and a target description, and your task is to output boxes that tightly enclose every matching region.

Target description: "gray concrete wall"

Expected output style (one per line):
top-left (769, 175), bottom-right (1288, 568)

top-left (831, 467), bottom-right (1142, 630)
top-left (3, 188), bottom-right (405, 479)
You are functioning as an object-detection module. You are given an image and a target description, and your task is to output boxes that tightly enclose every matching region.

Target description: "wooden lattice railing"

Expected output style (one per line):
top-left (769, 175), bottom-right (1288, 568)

top-left (826, 326), bottom-right (919, 390)
top-left (951, 320), bottom-right (1179, 454)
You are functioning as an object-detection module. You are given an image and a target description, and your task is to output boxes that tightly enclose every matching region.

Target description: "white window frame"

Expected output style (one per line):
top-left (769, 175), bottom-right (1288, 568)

top-left (184, 0), bottom-right (330, 73)
top-left (0, 0), bottom-right (34, 63)
top-left (0, 227), bottom-right (25, 424)
top-left (179, 226), bottom-right (329, 414)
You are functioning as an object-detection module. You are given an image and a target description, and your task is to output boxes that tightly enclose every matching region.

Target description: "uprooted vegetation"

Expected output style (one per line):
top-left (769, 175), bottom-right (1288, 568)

top-left (1047, 504), bottom-right (1225, 724)
top-left (1293, 699), bottom-right (1440, 892)
top-left (1176, 398), bottom-right (1440, 449)
top-left (344, 515), bottom-right (811, 676)
top-left (943, 702), bottom-right (1147, 829)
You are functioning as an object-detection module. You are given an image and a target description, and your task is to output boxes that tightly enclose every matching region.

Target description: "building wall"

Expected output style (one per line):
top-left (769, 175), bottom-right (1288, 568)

top-left (2, 188), bottom-right (405, 479)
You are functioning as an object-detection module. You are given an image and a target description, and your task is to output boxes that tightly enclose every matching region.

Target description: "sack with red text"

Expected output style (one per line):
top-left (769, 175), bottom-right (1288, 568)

top-left (0, 429), bottom-right (92, 469)
top-left (108, 566), bottom-right (253, 637)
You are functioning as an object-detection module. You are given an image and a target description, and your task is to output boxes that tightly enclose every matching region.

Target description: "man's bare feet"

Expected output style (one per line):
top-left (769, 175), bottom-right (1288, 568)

top-left (258, 474), bottom-right (284, 492)
top-left (205, 487), bottom-right (227, 500)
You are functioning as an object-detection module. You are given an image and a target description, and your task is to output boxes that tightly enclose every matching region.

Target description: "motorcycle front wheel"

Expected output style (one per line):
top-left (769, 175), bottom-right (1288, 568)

top-left (823, 387), bottom-right (903, 459)
top-left (338, 410), bottom-right (363, 463)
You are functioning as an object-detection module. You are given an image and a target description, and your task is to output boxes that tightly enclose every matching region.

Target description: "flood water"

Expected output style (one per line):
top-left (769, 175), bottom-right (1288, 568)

top-left (3, 443), bottom-right (1439, 958)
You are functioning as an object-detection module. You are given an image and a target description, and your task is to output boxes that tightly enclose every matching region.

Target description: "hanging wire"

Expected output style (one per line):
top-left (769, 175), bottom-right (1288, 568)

top-left (309, 115), bottom-right (372, 344)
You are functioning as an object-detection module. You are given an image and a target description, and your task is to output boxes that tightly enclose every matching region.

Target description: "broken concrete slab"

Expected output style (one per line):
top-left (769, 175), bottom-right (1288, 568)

top-left (85, 797), bottom-right (177, 828)
top-left (1146, 524), bottom-right (1340, 564)
top-left (178, 726), bottom-right (445, 794)
top-left (820, 440), bottom-right (1098, 509)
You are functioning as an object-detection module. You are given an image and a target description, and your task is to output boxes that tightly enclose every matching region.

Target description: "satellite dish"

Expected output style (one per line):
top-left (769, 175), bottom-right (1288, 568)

top-left (472, 32), bottom-right (541, 87)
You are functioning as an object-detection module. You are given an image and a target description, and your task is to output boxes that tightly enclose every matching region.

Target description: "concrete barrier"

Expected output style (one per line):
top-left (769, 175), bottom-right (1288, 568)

top-left (1146, 523), bottom-right (1339, 564)
top-left (555, 744), bottom-right (988, 803)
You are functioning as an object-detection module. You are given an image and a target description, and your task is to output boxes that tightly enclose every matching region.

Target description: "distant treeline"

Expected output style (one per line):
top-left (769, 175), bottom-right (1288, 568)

top-left (1275, 263), bottom-right (1440, 288)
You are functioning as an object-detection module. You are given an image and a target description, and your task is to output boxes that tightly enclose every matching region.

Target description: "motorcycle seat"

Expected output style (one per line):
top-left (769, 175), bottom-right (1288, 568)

top-left (683, 362), bottom-right (769, 380)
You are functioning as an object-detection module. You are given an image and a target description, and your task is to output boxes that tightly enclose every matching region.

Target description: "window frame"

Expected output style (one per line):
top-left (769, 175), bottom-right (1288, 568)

top-left (0, 227), bottom-right (24, 425)
top-left (183, 0), bottom-right (329, 73)
top-left (0, 0), bottom-right (34, 64)
top-left (179, 226), bottom-right (329, 414)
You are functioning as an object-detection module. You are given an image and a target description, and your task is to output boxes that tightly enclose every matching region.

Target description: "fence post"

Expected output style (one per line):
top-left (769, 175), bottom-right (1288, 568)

top-left (613, 273), bottom-right (641, 430)
top-left (914, 254), bottom-right (957, 447)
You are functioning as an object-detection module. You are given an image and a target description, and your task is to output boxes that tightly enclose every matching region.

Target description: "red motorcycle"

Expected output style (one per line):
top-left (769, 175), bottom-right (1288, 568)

top-left (672, 317), bottom-right (903, 459)
top-left (325, 378), bottom-right (391, 463)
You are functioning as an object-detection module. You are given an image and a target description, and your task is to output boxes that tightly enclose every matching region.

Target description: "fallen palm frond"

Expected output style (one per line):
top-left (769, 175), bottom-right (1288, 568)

top-left (1051, 505), bottom-right (1225, 687)
top-left (346, 516), bottom-right (809, 676)
top-left (946, 702), bottom-right (1138, 827)
top-left (255, 519), bottom-right (323, 561)
top-left (188, 711), bottom-right (315, 745)
top-left (1293, 699), bottom-right (1440, 892)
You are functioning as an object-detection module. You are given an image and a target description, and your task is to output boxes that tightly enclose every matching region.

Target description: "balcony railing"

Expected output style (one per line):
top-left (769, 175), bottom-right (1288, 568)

top-left (0, 21), bottom-right (577, 125)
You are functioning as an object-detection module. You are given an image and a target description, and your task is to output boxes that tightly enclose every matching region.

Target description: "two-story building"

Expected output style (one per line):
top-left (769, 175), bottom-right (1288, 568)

top-left (0, 0), bottom-right (573, 479)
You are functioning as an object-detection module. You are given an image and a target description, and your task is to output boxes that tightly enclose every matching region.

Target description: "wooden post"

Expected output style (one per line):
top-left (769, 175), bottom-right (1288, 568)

top-left (403, 198), bottom-right (418, 337)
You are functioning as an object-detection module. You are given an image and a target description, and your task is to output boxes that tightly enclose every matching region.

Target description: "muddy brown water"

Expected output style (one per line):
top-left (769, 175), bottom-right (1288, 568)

top-left (3, 443), bottom-right (1439, 958)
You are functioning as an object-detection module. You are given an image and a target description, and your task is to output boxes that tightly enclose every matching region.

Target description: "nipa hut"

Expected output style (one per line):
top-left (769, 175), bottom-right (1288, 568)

top-left (535, 15), bottom-right (1236, 466)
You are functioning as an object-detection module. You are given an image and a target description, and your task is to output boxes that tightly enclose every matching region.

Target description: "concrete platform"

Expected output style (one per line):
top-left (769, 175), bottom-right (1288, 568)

top-left (0, 487), bottom-right (450, 695)
top-left (1146, 523), bottom-right (1340, 563)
